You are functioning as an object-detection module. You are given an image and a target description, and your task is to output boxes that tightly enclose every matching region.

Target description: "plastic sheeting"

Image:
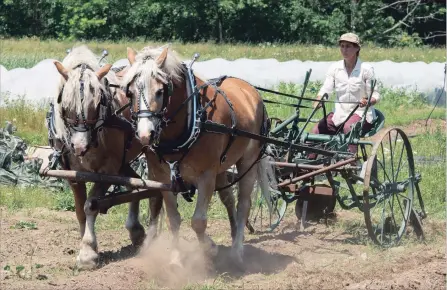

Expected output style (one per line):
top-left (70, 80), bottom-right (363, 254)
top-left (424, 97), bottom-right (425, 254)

top-left (1, 57), bottom-right (445, 105)
top-left (0, 121), bottom-right (66, 190)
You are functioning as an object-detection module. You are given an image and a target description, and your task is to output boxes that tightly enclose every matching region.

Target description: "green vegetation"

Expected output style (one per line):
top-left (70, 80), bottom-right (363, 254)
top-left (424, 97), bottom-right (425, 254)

top-left (11, 220), bottom-right (38, 230)
top-left (0, 38), bottom-right (445, 70)
top-left (0, 96), bottom-right (49, 145)
top-left (0, 0), bottom-right (444, 47)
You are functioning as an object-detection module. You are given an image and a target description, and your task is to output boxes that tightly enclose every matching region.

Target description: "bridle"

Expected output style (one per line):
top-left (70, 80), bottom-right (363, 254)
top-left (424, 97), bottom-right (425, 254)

top-left (122, 57), bottom-right (173, 144)
top-left (57, 63), bottom-right (111, 154)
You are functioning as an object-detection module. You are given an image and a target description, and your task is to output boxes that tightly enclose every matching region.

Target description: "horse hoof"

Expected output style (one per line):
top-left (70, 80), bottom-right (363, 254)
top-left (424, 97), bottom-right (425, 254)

top-left (206, 242), bottom-right (219, 257)
top-left (76, 250), bottom-right (98, 270)
top-left (142, 227), bottom-right (158, 249)
top-left (168, 250), bottom-right (184, 273)
top-left (128, 225), bottom-right (146, 247)
top-left (230, 250), bottom-right (245, 272)
top-left (203, 236), bottom-right (219, 257)
top-left (168, 260), bottom-right (184, 274)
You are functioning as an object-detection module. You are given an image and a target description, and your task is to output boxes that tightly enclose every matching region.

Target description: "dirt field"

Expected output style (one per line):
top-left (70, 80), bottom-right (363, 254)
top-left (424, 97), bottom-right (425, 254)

top-left (1, 205), bottom-right (445, 290)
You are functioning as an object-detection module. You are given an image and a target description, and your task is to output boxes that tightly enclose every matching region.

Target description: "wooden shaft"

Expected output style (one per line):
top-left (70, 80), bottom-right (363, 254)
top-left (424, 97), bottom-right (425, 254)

top-left (92, 189), bottom-right (161, 214)
top-left (271, 161), bottom-right (359, 172)
top-left (277, 157), bottom-right (357, 187)
top-left (40, 169), bottom-right (173, 191)
top-left (271, 161), bottom-right (324, 170)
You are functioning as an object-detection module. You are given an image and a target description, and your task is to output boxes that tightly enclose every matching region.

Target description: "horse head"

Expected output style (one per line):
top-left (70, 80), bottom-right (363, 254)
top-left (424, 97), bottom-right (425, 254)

top-left (121, 45), bottom-right (185, 146)
top-left (53, 45), bottom-right (114, 156)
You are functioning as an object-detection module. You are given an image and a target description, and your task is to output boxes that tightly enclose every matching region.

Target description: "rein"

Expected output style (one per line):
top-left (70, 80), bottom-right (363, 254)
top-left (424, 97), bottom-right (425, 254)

top-left (254, 86), bottom-right (361, 105)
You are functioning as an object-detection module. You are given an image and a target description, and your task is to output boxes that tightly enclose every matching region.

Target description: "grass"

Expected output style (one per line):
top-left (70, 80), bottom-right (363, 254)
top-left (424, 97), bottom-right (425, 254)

top-left (0, 37), bottom-right (445, 70)
top-left (0, 96), bottom-right (49, 145)
top-left (407, 126), bottom-right (446, 219)
top-left (11, 220), bottom-right (38, 230)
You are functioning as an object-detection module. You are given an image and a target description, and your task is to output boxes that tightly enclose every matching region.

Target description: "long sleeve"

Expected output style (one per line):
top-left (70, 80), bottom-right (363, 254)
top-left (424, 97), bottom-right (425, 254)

top-left (317, 65), bottom-right (336, 98)
top-left (364, 66), bottom-right (380, 103)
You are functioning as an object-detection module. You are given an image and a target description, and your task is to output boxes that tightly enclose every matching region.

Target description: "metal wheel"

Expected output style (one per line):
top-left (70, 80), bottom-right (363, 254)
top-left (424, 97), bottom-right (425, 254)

top-left (247, 185), bottom-right (288, 233)
top-left (362, 128), bottom-right (423, 246)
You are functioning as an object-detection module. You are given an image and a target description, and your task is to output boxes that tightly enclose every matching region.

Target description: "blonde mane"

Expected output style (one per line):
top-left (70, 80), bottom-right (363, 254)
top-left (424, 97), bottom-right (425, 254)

top-left (53, 45), bottom-right (119, 143)
top-left (122, 45), bottom-right (185, 88)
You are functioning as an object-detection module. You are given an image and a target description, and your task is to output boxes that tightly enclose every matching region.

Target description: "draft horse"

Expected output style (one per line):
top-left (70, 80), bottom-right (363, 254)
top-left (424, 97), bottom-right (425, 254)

top-left (50, 45), bottom-right (163, 269)
top-left (121, 45), bottom-right (275, 267)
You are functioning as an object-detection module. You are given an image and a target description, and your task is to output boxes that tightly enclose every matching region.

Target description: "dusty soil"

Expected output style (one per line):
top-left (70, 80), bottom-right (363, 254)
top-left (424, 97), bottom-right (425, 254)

top-left (0, 206), bottom-right (445, 290)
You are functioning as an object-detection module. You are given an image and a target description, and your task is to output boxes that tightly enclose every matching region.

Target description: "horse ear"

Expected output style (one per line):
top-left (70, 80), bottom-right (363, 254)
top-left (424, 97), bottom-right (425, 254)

top-left (127, 47), bottom-right (137, 65)
top-left (156, 47), bottom-right (169, 67)
top-left (96, 64), bottom-right (112, 80)
top-left (54, 61), bottom-right (68, 81)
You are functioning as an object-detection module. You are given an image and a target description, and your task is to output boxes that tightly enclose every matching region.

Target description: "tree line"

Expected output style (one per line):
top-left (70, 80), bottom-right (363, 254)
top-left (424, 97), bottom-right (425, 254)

top-left (0, 0), bottom-right (445, 46)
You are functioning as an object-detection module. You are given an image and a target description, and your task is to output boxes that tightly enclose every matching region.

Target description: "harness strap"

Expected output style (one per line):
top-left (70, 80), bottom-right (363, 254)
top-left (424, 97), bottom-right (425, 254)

top-left (214, 103), bottom-right (271, 191)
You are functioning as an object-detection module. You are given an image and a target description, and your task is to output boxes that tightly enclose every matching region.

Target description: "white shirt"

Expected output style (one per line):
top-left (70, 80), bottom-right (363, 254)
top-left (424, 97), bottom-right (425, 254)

top-left (317, 58), bottom-right (381, 126)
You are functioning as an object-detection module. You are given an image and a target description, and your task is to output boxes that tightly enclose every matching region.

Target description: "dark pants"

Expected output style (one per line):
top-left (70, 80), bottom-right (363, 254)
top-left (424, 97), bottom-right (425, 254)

top-left (309, 112), bottom-right (374, 158)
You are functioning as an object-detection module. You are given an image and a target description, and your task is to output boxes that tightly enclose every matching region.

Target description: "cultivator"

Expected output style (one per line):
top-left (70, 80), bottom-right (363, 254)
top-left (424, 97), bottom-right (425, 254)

top-left (40, 52), bottom-right (426, 248)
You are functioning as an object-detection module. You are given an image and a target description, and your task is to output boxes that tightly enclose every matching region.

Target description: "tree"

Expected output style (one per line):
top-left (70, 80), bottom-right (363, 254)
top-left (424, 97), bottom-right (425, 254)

top-left (377, 0), bottom-right (446, 45)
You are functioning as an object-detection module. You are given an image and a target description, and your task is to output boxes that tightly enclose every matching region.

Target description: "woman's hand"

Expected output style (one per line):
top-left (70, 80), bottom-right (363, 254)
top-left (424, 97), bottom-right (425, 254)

top-left (359, 97), bottom-right (376, 107)
top-left (313, 94), bottom-right (325, 109)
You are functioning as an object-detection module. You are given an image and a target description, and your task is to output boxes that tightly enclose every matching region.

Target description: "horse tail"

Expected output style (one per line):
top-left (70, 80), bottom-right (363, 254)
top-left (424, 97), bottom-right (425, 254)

top-left (255, 145), bottom-right (277, 215)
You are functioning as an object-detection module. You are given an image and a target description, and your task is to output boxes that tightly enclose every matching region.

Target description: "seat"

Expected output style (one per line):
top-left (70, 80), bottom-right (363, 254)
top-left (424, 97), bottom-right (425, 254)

top-left (361, 108), bottom-right (385, 138)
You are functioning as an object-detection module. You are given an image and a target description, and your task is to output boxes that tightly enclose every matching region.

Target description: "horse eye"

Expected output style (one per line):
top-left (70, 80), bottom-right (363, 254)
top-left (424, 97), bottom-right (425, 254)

top-left (156, 89), bottom-right (163, 98)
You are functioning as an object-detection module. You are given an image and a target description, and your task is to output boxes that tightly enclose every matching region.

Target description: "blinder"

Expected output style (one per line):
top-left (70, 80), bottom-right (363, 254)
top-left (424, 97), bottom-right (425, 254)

top-left (123, 73), bottom-right (173, 125)
top-left (57, 63), bottom-right (112, 152)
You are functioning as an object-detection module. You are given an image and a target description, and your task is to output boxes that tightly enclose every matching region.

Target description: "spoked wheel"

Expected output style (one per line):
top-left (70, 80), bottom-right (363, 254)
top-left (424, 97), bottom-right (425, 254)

top-left (246, 185), bottom-right (288, 234)
top-left (362, 128), bottom-right (424, 246)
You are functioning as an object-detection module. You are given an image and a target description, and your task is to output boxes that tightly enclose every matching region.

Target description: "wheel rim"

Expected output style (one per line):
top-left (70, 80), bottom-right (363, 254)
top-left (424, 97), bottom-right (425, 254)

top-left (363, 128), bottom-right (415, 246)
top-left (248, 186), bottom-right (287, 233)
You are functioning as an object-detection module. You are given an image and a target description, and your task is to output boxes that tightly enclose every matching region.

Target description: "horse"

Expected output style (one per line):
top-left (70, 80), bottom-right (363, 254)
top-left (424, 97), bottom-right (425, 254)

top-left (50, 45), bottom-right (164, 270)
top-left (120, 44), bottom-right (275, 268)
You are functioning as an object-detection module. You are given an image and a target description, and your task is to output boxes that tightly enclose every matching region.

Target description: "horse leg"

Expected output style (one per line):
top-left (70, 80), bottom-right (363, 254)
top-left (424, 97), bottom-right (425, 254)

top-left (77, 182), bottom-right (110, 270)
top-left (191, 170), bottom-right (218, 257)
top-left (232, 158), bottom-right (258, 267)
top-left (125, 200), bottom-right (146, 247)
top-left (121, 165), bottom-right (147, 247)
top-left (69, 181), bottom-right (87, 238)
top-left (157, 190), bottom-right (182, 268)
top-left (142, 193), bottom-right (164, 249)
top-left (216, 172), bottom-right (237, 242)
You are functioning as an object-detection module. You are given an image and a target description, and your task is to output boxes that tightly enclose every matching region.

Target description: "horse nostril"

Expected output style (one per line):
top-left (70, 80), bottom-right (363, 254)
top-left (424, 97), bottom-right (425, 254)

top-left (149, 130), bottom-right (155, 136)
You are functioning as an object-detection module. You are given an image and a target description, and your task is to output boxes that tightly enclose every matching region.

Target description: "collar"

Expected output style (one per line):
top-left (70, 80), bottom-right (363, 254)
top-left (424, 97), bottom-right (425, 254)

top-left (337, 58), bottom-right (362, 73)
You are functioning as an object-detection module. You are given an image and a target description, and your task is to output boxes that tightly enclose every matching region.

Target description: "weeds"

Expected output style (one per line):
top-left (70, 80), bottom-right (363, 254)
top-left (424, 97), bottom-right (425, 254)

top-left (11, 220), bottom-right (37, 230)
top-left (1, 38), bottom-right (444, 70)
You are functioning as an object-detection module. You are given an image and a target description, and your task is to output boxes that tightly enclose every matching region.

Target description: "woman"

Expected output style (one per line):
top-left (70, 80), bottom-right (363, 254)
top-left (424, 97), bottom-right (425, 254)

top-left (311, 32), bottom-right (380, 156)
